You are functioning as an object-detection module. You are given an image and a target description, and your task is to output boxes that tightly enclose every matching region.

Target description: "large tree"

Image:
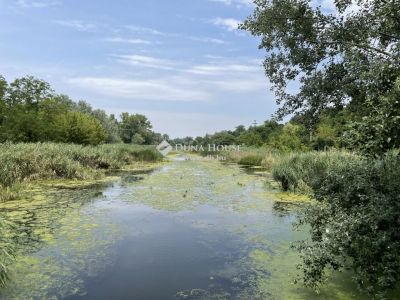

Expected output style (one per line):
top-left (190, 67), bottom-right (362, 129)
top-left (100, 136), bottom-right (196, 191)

top-left (242, 0), bottom-right (400, 149)
top-left (243, 0), bottom-right (400, 296)
top-left (119, 113), bottom-right (152, 144)
top-left (6, 76), bottom-right (53, 108)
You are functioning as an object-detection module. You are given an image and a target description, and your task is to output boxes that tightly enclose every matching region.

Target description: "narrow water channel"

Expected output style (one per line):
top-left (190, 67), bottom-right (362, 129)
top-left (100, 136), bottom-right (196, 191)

top-left (0, 156), bottom-right (365, 300)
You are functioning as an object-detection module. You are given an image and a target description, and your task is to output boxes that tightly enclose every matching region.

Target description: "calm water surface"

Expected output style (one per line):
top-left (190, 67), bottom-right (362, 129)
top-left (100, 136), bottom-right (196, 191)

top-left (0, 157), bottom-right (366, 300)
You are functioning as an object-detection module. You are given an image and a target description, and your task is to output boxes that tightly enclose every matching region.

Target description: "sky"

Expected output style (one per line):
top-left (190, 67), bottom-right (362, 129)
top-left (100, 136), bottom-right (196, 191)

top-left (0, 0), bottom-right (329, 138)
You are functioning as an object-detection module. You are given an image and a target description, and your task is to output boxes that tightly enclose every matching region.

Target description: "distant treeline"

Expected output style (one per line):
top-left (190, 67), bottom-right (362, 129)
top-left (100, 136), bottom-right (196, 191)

top-left (171, 110), bottom-right (353, 152)
top-left (0, 75), bottom-right (168, 145)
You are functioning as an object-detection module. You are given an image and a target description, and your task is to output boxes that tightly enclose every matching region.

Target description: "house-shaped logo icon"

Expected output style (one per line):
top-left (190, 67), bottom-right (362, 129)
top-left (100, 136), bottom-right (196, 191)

top-left (156, 140), bottom-right (173, 156)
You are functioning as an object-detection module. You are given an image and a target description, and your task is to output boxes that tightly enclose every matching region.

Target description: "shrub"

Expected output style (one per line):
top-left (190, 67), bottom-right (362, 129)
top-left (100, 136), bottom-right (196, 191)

top-left (56, 111), bottom-right (107, 145)
top-left (293, 151), bottom-right (400, 297)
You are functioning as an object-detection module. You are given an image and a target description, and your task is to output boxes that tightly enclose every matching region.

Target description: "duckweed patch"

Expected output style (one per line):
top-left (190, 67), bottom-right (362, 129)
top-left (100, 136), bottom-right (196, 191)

top-left (121, 158), bottom-right (281, 214)
top-left (275, 192), bottom-right (312, 203)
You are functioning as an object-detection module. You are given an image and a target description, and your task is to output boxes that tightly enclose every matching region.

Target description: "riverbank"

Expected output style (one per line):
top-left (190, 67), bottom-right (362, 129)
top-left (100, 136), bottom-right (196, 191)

top-left (0, 143), bottom-right (163, 202)
top-left (219, 147), bottom-right (360, 193)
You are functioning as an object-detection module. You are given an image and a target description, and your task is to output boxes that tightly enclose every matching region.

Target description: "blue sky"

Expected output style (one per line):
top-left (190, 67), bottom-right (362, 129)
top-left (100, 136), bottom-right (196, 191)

top-left (0, 0), bottom-right (277, 137)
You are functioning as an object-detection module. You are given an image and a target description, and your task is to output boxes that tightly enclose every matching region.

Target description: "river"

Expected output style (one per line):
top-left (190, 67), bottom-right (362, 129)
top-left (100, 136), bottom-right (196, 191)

top-left (0, 156), bottom-right (365, 300)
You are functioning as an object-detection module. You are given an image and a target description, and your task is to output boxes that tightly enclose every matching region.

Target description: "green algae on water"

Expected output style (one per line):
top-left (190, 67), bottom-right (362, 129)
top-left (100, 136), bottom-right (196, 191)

top-left (0, 182), bottom-right (124, 300)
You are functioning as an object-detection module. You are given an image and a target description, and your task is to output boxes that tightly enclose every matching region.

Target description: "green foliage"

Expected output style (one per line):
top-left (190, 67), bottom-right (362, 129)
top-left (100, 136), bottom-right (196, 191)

top-left (243, 4), bottom-right (400, 294)
top-left (242, 0), bottom-right (400, 155)
top-left (0, 105), bottom-right (40, 142)
top-left (294, 151), bottom-right (400, 298)
top-left (239, 131), bottom-right (263, 146)
top-left (343, 77), bottom-right (400, 156)
top-left (233, 125), bottom-right (246, 136)
top-left (131, 133), bottom-right (145, 145)
top-left (267, 123), bottom-right (309, 152)
top-left (119, 113), bottom-right (152, 144)
top-left (0, 76), bottom-right (6, 125)
top-left (91, 110), bottom-right (121, 144)
top-left (0, 75), bottom-right (166, 145)
top-left (68, 100), bottom-right (122, 144)
top-left (313, 123), bottom-right (337, 150)
top-left (209, 131), bottom-right (237, 145)
top-left (56, 111), bottom-right (107, 145)
top-left (176, 119), bottom-right (312, 151)
top-left (241, 0), bottom-right (400, 118)
top-left (0, 76), bottom-right (6, 100)
top-left (6, 76), bottom-right (53, 107)
top-left (237, 120), bottom-right (282, 147)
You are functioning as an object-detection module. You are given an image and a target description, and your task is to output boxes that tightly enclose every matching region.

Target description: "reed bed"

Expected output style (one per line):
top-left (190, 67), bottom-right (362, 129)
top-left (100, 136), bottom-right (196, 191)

top-left (0, 143), bottom-right (162, 200)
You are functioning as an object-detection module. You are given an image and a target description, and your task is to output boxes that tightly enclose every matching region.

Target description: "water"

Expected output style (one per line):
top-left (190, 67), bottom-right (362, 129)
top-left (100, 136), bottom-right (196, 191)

top-left (0, 157), bottom-right (366, 300)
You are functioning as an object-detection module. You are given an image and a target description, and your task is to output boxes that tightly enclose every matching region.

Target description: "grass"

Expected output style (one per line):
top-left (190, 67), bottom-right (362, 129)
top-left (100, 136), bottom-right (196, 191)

top-left (222, 146), bottom-right (281, 169)
top-left (0, 142), bottom-right (163, 201)
top-left (271, 150), bottom-right (360, 192)
top-left (0, 217), bottom-right (15, 287)
top-left (223, 147), bottom-right (361, 197)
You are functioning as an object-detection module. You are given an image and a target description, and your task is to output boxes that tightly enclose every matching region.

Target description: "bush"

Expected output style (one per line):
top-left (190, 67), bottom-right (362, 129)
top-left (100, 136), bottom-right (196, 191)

top-left (56, 111), bottom-right (107, 145)
top-left (293, 151), bottom-right (400, 297)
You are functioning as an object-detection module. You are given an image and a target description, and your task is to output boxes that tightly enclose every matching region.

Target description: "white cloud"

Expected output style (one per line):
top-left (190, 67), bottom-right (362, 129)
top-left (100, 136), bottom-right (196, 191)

top-left (207, 76), bottom-right (267, 92)
top-left (210, 18), bottom-right (241, 31)
top-left (186, 58), bottom-right (266, 91)
top-left (16, 0), bottom-right (61, 8)
top-left (208, 0), bottom-right (252, 8)
top-left (187, 63), bottom-right (259, 75)
top-left (55, 20), bottom-right (97, 32)
top-left (113, 55), bottom-right (177, 70)
top-left (104, 37), bottom-right (154, 45)
top-left (67, 77), bottom-right (212, 102)
top-left (189, 36), bottom-right (227, 44)
top-left (126, 24), bottom-right (229, 44)
top-left (125, 25), bottom-right (169, 37)
top-left (113, 53), bottom-right (262, 77)
top-left (66, 55), bottom-right (266, 110)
